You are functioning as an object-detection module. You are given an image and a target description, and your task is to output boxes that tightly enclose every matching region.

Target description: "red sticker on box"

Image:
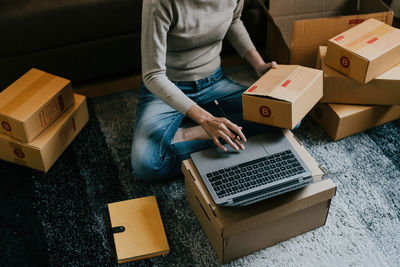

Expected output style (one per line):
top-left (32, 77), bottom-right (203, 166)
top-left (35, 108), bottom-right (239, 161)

top-left (281, 80), bottom-right (291, 87)
top-left (248, 85), bottom-right (257, 92)
top-left (367, 37), bottom-right (378, 44)
top-left (259, 105), bottom-right (271, 118)
top-left (334, 35), bottom-right (345, 41)
top-left (349, 19), bottom-right (364, 25)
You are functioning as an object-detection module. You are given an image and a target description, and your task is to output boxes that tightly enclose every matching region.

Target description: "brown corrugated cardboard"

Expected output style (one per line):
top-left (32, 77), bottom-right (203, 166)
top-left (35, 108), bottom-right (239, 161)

top-left (259, 0), bottom-right (394, 67)
top-left (317, 46), bottom-right (400, 105)
top-left (242, 65), bottom-right (322, 129)
top-left (0, 68), bottom-right (74, 142)
top-left (0, 94), bottom-right (89, 172)
top-left (107, 196), bottom-right (170, 264)
top-left (310, 102), bottom-right (400, 141)
top-left (182, 129), bottom-right (335, 263)
top-left (325, 18), bottom-right (400, 83)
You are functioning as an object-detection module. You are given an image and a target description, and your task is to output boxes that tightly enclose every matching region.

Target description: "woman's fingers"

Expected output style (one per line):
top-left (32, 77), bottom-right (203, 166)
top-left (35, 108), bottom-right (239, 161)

top-left (219, 131), bottom-right (239, 151)
top-left (201, 116), bottom-right (247, 151)
top-left (214, 119), bottom-right (245, 151)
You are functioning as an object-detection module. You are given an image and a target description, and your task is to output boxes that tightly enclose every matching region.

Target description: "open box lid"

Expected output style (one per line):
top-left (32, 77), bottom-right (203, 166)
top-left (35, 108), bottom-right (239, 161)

top-left (265, 0), bottom-right (393, 50)
top-left (328, 18), bottom-right (400, 61)
top-left (243, 65), bottom-right (322, 103)
top-left (183, 129), bottom-right (336, 238)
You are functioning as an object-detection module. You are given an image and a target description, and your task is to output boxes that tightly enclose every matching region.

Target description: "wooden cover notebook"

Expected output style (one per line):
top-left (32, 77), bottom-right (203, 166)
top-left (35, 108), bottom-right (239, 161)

top-left (107, 196), bottom-right (170, 263)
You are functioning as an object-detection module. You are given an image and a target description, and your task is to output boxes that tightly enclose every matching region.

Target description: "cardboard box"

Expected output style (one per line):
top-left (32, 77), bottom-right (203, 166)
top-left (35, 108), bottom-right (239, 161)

top-left (317, 46), bottom-right (400, 105)
top-left (326, 18), bottom-right (400, 83)
top-left (310, 102), bottom-right (400, 141)
top-left (0, 94), bottom-right (89, 172)
top-left (242, 65), bottom-right (322, 129)
top-left (0, 68), bottom-right (74, 142)
top-left (182, 129), bottom-right (336, 263)
top-left (260, 0), bottom-right (394, 67)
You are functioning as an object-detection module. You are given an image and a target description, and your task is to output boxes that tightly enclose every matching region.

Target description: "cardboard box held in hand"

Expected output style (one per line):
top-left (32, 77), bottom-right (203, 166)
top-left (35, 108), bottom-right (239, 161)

top-left (242, 65), bottom-right (322, 129)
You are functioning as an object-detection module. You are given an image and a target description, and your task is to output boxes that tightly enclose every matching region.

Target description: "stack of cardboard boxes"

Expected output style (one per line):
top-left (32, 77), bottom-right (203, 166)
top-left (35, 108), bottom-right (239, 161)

top-left (0, 68), bottom-right (89, 172)
top-left (311, 18), bottom-right (400, 141)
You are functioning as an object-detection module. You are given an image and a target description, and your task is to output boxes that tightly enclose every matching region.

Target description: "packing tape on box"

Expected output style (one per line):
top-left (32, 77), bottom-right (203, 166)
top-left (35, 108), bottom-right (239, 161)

top-left (342, 24), bottom-right (393, 52)
top-left (9, 142), bottom-right (27, 166)
top-left (39, 95), bottom-right (65, 128)
top-left (0, 72), bottom-right (56, 116)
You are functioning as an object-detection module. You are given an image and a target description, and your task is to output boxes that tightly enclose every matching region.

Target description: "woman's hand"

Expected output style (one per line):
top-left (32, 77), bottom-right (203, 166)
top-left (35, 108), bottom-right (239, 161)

top-left (254, 61), bottom-right (278, 77)
top-left (186, 104), bottom-right (246, 151)
top-left (244, 48), bottom-right (278, 77)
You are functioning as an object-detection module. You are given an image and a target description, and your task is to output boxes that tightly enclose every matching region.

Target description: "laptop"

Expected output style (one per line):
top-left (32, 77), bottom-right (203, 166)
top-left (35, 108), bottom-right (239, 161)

top-left (190, 128), bottom-right (313, 207)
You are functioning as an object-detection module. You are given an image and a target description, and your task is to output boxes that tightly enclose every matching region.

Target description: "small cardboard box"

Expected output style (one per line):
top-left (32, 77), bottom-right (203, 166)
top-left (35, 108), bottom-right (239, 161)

top-left (317, 46), bottom-right (400, 105)
top-left (182, 129), bottom-right (336, 264)
top-left (326, 18), bottom-right (400, 83)
top-left (0, 68), bottom-right (75, 142)
top-left (0, 94), bottom-right (89, 172)
top-left (310, 102), bottom-right (400, 141)
top-left (242, 65), bottom-right (322, 129)
top-left (259, 0), bottom-right (394, 67)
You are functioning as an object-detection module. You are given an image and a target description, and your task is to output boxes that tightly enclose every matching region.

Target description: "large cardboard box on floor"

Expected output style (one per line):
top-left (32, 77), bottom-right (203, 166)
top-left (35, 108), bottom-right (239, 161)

top-left (259, 0), bottom-right (394, 67)
top-left (326, 18), bottom-right (400, 83)
top-left (242, 65), bottom-right (322, 129)
top-left (317, 46), bottom-right (400, 105)
top-left (0, 94), bottom-right (89, 172)
top-left (310, 103), bottom-right (400, 141)
top-left (182, 129), bottom-right (336, 263)
top-left (0, 68), bottom-right (75, 142)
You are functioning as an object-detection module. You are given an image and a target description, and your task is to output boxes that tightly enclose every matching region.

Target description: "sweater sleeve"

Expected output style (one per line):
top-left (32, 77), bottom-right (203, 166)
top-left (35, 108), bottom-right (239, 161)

top-left (226, 0), bottom-right (256, 58)
top-left (141, 0), bottom-right (195, 115)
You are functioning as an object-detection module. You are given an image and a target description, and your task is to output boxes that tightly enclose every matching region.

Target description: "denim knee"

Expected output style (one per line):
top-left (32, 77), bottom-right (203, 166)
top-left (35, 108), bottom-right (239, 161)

top-left (131, 141), bottom-right (179, 182)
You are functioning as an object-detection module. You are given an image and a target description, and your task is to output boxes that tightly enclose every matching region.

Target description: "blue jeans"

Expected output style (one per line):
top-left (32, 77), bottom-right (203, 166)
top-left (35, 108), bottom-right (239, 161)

top-left (131, 67), bottom-right (272, 182)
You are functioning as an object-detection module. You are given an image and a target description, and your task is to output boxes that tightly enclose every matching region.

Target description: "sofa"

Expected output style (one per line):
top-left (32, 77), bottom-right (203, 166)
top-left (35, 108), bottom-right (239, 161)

top-left (0, 0), bottom-right (267, 91)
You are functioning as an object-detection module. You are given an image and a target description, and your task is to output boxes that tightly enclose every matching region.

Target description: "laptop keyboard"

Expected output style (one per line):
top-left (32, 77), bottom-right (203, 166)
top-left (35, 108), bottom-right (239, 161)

top-left (205, 149), bottom-right (305, 198)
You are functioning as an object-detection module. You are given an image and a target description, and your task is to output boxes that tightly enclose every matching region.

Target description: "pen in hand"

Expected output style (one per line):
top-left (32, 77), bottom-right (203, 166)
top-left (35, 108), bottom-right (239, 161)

top-left (214, 100), bottom-right (241, 141)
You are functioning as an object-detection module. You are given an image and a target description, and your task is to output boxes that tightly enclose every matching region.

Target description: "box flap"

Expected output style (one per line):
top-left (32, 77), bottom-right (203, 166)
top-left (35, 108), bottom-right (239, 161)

top-left (243, 65), bottom-right (322, 103)
top-left (329, 18), bottom-right (400, 60)
top-left (0, 68), bottom-right (71, 121)
top-left (268, 0), bottom-right (356, 17)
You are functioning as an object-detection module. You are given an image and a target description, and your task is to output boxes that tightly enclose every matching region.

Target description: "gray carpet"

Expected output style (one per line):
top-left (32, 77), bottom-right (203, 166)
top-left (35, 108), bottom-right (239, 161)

top-left (1, 68), bottom-right (399, 266)
top-left (90, 87), bottom-right (400, 266)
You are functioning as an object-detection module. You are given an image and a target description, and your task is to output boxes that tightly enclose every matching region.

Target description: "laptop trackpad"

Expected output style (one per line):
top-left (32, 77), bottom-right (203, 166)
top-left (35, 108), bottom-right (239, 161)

top-left (191, 137), bottom-right (267, 173)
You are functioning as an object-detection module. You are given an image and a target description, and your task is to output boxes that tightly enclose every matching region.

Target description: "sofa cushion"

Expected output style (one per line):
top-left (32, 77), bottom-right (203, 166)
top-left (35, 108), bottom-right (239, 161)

top-left (0, 0), bottom-right (142, 57)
